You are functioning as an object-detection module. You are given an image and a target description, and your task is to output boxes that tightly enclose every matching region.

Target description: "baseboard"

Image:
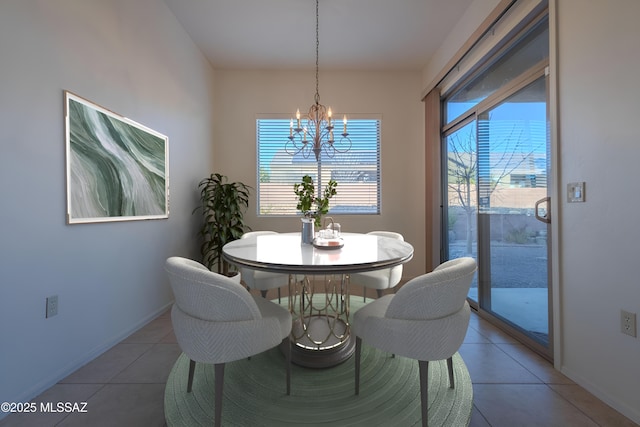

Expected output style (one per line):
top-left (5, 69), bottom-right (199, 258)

top-left (560, 365), bottom-right (640, 424)
top-left (0, 301), bottom-right (173, 421)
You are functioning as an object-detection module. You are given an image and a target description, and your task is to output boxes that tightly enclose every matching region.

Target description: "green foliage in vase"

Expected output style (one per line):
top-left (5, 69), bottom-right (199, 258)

top-left (293, 174), bottom-right (337, 227)
top-left (193, 173), bottom-right (252, 274)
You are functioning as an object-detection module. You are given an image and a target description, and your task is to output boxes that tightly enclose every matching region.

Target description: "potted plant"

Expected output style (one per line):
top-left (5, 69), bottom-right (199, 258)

top-left (293, 175), bottom-right (337, 242)
top-left (193, 173), bottom-right (252, 274)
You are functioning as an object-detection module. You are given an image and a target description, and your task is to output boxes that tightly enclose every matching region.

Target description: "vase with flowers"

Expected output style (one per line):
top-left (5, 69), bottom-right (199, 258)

top-left (293, 174), bottom-right (337, 243)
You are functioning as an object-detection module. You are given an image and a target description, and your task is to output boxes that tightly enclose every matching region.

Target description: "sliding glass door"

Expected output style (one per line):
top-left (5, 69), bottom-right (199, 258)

top-left (478, 75), bottom-right (550, 347)
top-left (441, 15), bottom-right (551, 356)
top-left (444, 74), bottom-right (550, 352)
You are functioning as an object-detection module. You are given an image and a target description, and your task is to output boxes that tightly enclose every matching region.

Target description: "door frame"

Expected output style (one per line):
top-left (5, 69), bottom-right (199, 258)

top-left (441, 62), bottom-right (554, 362)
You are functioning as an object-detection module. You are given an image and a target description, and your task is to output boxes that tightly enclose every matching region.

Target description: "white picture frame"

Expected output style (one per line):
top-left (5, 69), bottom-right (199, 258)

top-left (64, 91), bottom-right (169, 224)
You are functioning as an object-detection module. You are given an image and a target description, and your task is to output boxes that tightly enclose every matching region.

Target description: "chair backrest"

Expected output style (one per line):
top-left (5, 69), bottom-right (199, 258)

top-left (165, 256), bottom-right (261, 322)
top-left (368, 231), bottom-right (404, 283)
top-left (242, 231), bottom-right (278, 239)
top-left (239, 231), bottom-right (280, 286)
top-left (434, 257), bottom-right (471, 272)
top-left (367, 231), bottom-right (404, 241)
top-left (386, 257), bottom-right (476, 320)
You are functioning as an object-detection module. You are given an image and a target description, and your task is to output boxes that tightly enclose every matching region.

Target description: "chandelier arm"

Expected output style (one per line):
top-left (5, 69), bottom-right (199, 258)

top-left (285, 134), bottom-right (314, 159)
top-left (322, 142), bottom-right (335, 158)
top-left (285, 0), bottom-right (350, 163)
top-left (333, 135), bottom-right (352, 154)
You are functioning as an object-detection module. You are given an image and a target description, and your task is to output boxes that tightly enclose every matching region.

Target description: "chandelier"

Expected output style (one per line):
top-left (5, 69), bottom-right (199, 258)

top-left (285, 0), bottom-right (351, 162)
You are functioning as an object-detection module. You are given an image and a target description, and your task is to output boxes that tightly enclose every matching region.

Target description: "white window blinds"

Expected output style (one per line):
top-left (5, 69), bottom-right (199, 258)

top-left (257, 118), bottom-right (381, 216)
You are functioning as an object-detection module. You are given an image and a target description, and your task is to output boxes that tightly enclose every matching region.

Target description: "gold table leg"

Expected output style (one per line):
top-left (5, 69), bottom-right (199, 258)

top-left (287, 274), bottom-right (353, 368)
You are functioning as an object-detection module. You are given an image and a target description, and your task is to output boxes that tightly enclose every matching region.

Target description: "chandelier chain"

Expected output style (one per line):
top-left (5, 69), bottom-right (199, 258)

top-left (315, 0), bottom-right (320, 105)
top-left (285, 0), bottom-right (351, 161)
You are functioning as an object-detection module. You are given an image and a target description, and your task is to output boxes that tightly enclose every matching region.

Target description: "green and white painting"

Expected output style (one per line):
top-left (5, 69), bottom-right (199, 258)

top-left (65, 91), bottom-right (169, 224)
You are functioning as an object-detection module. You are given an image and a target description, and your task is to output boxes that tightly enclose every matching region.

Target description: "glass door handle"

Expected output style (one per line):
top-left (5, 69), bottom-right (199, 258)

top-left (535, 197), bottom-right (550, 223)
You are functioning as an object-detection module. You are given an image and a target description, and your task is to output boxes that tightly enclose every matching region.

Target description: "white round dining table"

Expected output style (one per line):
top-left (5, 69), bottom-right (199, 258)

top-left (222, 232), bottom-right (414, 367)
top-left (222, 232), bottom-right (414, 275)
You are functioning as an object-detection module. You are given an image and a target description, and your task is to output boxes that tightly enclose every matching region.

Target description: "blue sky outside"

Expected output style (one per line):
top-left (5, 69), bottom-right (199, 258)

top-left (448, 101), bottom-right (547, 156)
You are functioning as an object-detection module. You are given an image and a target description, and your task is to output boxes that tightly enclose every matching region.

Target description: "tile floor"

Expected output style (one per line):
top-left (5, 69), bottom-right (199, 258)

top-left (1, 289), bottom-right (637, 427)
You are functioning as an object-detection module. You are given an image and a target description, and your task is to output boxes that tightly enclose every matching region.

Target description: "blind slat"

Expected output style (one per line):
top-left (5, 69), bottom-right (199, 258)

top-left (257, 119), bottom-right (381, 216)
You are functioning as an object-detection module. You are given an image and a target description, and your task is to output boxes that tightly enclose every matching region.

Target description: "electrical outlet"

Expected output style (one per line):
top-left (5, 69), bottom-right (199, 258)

top-left (621, 310), bottom-right (636, 337)
top-left (46, 295), bottom-right (58, 318)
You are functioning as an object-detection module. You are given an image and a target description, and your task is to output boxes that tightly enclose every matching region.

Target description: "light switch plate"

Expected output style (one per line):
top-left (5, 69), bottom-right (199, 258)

top-left (46, 295), bottom-right (58, 318)
top-left (567, 182), bottom-right (585, 203)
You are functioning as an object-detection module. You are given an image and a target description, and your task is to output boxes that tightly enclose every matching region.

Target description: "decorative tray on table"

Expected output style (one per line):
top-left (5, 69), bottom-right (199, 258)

top-left (312, 237), bottom-right (344, 250)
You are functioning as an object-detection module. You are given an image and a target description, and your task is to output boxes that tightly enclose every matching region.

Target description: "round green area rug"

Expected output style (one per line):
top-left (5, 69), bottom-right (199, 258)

top-left (164, 299), bottom-right (473, 426)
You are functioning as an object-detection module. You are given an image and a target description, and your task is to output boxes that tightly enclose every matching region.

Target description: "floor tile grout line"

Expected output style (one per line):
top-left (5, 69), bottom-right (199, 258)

top-left (104, 341), bottom-right (177, 385)
top-left (542, 382), bottom-right (609, 427)
top-left (58, 341), bottom-right (169, 387)
top-left (473, 382), bottom-right (630, 427)
top-left (58, 342), bottom-right (156, 386)
top-left (490, 341), bottom-right (551, 385)
top-left (159, 329), bottom-right (176, 343)
top-left (462, 325), bottom-right (556, 387)
top-left (472, 403), bottom-right (493, 427)
top-left (52, 383), bottom-right (107, 427)
top-left (465, 316), bottom-right (624, 426)
top-left (466, 320), bottom-right (517, 346)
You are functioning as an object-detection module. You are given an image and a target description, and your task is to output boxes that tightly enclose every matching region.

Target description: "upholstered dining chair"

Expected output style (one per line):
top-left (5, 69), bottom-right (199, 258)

top-left (240, 231), bottom-right (290, 303)
top-left (349, 231), bottom-right (405, 301)
top-left (165, 256), bottom-right (292, 427)
top-left (352, 257), bottom-right (477, 427)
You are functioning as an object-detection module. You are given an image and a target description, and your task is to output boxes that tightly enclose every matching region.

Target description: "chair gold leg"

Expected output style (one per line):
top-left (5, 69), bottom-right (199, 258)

top-left (187, 359), bottom-right (196, 393)
top-left (447, 356), bottom-right (455, 389)
top-left (419, 360), bottom-right (429, 427)
top-left (355, 336), bottom-right (362, 395)
top-left (214, 363), bottom-right (225, 427)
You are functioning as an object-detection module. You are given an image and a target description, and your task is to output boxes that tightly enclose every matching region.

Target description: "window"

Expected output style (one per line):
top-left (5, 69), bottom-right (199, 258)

top-left (256, 118), bottom-right (381, 216)
top-left (444, 15), bottom-right (549, 125)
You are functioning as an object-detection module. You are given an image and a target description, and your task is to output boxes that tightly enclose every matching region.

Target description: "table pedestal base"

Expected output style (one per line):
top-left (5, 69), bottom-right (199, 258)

top-left (289, 315), bottom-right (355, 368)
top-left (287, 275), bottom-right (352, 368)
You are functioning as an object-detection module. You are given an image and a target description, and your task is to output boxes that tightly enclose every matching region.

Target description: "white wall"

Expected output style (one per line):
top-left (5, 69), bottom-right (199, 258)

top-left (212, 69), bottom-right (426, 279)
top-left (554, 0), bottom-right (640, 422)
top-left (422, 0), bottom-right (501, 90)
top-left (0, 0), bottom-right (215, 408)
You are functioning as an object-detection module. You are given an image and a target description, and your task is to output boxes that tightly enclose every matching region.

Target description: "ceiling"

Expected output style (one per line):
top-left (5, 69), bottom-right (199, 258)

top-left (163, 0), bottom-right (474, 71)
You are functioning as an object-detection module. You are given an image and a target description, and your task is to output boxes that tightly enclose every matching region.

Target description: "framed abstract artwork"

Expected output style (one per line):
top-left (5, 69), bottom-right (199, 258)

top-left (64, 91), bottom-right (169, 224)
